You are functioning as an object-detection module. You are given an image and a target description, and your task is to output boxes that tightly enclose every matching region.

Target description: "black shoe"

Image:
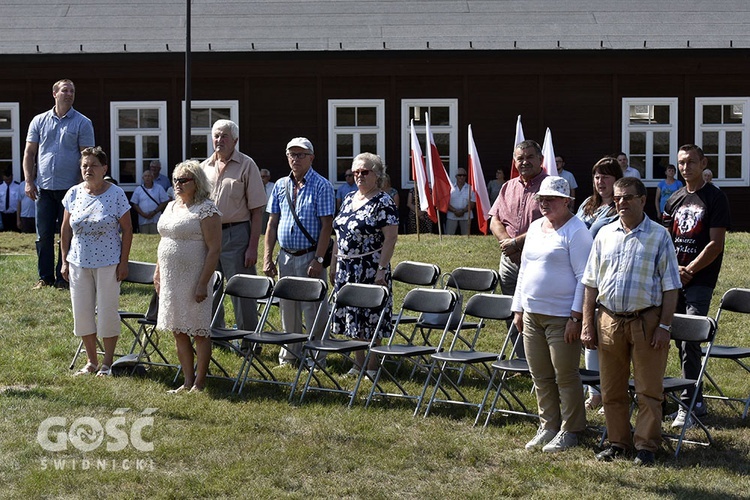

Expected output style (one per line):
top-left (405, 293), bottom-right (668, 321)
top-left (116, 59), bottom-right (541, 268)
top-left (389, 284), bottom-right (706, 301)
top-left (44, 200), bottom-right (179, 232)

top-left (54, 280), bottom-right (69, 290)
top-left (595, 445), bottom-right (627, 462)
top-left (633, 449), bottom-right (655, 466)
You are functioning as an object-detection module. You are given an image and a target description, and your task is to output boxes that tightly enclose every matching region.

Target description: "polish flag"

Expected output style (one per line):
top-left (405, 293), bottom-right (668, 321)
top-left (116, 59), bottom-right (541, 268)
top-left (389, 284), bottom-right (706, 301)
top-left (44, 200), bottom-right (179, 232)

top-left (410, 120), bottom-right (437, 223)
top-left (509, 115), bottom-right (526, 179)
top-left (468, 125), bottom-right (492, 234)
top-left (425, 113), bottom-right (454, 214)
top-left (541, 127), bottom-right (559, 176)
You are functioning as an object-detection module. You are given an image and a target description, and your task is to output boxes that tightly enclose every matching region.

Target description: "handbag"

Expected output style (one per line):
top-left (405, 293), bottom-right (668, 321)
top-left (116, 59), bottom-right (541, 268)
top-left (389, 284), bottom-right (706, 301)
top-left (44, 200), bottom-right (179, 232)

top-left (284, 180), bottom-right (333, 267)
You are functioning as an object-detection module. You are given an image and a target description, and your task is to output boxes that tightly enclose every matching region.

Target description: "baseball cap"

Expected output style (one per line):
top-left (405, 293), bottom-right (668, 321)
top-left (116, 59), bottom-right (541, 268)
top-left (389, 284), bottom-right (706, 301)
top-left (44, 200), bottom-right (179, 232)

top-left (286, 137), bottom-right (314, 154)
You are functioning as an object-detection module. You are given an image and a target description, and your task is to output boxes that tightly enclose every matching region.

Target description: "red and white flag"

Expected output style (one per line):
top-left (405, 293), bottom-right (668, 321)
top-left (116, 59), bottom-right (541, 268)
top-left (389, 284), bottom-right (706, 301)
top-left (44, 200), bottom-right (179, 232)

top-left (410, 120), bottom-right (435, 222)
top-left (509, 115), bottom-right (526, 179)
top-left (541, 127), bottom-right (559, 176)
top-left (425, 113), bottom-right (454, 215)
top-left (468, 125), bottom-right (492, 235)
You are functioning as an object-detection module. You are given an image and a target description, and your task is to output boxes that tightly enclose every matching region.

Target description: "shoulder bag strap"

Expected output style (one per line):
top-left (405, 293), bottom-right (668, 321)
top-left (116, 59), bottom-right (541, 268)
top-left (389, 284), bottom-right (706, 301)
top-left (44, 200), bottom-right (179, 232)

top-left (284, 178), bottom-right (317, 247)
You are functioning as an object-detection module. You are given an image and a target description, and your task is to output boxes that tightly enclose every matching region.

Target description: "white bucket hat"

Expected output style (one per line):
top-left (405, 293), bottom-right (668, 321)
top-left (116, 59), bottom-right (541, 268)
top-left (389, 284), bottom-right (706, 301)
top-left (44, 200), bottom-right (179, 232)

top-left (535, 176), bottom-right (573, 200)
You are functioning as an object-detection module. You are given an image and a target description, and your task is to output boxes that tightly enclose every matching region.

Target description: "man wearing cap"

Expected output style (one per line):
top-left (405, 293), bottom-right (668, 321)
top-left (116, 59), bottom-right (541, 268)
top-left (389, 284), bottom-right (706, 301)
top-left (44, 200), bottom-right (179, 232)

top-left (582, 177), bottom-right (680, 466)
top-left (264, 137), bottom-right (335, 367)
top-left (445, 167), bottom-right (474, 235)
top-left (201, 119), bottom-right (267, 332)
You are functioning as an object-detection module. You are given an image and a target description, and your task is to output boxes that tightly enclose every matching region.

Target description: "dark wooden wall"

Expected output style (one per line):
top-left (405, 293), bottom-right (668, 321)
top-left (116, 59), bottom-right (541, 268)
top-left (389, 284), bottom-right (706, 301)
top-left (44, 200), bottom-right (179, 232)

top-left (2, 48), bottom-right (749, 227)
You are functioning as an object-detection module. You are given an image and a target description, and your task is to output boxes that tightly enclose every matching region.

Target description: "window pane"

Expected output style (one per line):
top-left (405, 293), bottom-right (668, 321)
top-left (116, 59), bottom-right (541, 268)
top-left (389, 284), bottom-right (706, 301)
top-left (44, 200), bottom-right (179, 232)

top-left (653, 132), bottom-right (670, 155)
top-left (142, 136), bottom-right (160, 159)
top-left (357, 107), bottom-right (377, 127)
top-left (433, 133), bottom-right (450, 155)
top-left (726, 104), bottom-right (743, 124)
top-left (210, 108), bottom-right (231, 123)
top-left (140, 109), bottom-right (159, 129)
top-left (652, 105), bottom-right (671, 124)
top-left (336, 107), bottom-right (355, 127)
top-left (336, 134), bottom-right (353, 157)
top-left (360, 134), bottom-right (377, 153)
top-left (430, 107), bottom-right (450, 126)
top-left (409, 106), bottom-right (427, 124)
top-left (630, 156), bottom-right (646, 177)
top-left (120, 160), bottom-right (136, 184)
top-left (191, 135), bottom-right (208, 160)
top-left (629, 132), bottom-right (646, 155)
top-left (726, 131), bottom-right (742, 155)
top-left (653, 156), bottom-right (670, 179)
top-left (726, 156), bottom-right (742, 178)
top-left (702, 105), bottom-right (721, 124)
top-left (705, 157), bottom-right (718, 176)
top-left (629, 105), bottom-right (650, 124)
top-left (0, 137), bottom-right (11, 159)
top-left (118, 109), bottom-right (138, 129)
top-left (337, 159), bottom-right (351, 179)
top-left (0, 160), bottom-right (11, 175)
top-left (191, 109), bottom-right (210, 128)
top-left (0, 110), bottom-right (11, 130)
top-left (119, 136), bottom-right (136, 157)
top-left (702, 132), bottom-right (719, 155)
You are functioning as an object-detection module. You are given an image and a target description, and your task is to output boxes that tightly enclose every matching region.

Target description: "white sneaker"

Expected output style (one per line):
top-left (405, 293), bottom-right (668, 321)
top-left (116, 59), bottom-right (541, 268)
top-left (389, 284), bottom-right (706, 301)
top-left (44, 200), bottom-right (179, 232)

top-left (525, 428), bottom-right (557, 451)
top-left (671, 403), bottom-right (706, 429)
top-left (345, 367), bottom-right (360, 377)
top-left (542, 430), bottom-right (578, 453)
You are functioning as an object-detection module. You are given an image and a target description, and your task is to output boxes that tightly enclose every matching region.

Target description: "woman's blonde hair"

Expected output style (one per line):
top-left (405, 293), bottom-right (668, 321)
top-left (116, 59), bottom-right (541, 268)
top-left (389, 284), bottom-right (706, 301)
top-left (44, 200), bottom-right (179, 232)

top-left (173, 160), bottom-right (212, 204)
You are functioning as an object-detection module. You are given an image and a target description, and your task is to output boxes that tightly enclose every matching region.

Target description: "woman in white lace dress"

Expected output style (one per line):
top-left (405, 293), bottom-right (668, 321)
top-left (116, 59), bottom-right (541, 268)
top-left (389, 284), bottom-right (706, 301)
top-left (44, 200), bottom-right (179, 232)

top-left (155, 160), bottom-right (221, 393)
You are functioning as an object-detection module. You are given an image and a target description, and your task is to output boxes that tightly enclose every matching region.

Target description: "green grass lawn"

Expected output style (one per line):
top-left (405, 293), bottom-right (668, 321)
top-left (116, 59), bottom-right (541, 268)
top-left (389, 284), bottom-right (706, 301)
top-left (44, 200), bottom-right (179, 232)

top-left (1, 231), bottom-right (749, 498)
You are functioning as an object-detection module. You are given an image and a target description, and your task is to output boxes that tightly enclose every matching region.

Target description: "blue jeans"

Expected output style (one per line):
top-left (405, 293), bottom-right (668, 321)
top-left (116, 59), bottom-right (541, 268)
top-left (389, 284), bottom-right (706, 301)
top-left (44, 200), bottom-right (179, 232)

top-left (676, 285), bottom-right (714, 405)
top-left (36, 189), bottom-right (67, 284)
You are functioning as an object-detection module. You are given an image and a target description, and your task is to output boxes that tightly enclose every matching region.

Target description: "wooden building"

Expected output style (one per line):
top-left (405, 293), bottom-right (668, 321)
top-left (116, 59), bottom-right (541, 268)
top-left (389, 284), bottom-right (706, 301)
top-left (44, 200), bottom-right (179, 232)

top-left (1, 1), bottom-right (749, 225)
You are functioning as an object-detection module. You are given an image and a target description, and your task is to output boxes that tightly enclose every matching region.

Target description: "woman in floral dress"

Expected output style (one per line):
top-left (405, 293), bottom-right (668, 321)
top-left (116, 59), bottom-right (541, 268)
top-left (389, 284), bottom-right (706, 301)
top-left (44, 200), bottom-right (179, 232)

top-left (329, 153), bottom-right (399, 376)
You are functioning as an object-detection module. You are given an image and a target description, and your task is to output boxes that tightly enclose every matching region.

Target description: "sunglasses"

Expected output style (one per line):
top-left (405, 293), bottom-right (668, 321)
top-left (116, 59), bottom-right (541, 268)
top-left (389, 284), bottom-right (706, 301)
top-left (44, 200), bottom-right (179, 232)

top-left (352, 170), bottom-right (372, 177)
top-left (173, 177), bottom-right (194, 185)
top-left (613, 194), bottom-right (641, 203)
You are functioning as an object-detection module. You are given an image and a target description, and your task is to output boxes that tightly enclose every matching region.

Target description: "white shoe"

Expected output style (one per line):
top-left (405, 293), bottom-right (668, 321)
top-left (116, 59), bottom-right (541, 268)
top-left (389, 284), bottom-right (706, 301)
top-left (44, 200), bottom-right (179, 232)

top-left (525, 428), bottom-right (557, 451)
top-left (345, 367), bottom-right (360, 377)
top-left (542, 430), bottom-right (578, 453)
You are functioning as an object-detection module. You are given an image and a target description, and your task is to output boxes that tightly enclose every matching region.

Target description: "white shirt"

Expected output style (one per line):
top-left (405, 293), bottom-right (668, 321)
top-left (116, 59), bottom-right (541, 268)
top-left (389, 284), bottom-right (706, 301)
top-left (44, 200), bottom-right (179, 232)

top-left (446, 183), bottom-right (475, 221)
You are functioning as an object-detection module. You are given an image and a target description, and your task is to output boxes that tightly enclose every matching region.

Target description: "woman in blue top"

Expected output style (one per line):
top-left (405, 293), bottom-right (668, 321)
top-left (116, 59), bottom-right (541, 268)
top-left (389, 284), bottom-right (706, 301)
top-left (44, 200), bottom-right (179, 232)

top-left (654, 164), bottom-right (683, 220)
top-left (61, 147), bottom-right (132, 377)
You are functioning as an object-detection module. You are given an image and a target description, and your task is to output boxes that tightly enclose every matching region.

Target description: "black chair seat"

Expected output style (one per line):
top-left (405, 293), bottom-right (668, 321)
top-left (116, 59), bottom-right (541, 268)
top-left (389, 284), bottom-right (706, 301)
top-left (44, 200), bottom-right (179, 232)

top-left (244, 331), bottom-right (308, 345)
top-left (703, 345), bottom-right (750, 358)
top-left (370, 344), bottom-right (438, 358)
top-left (491, 358), bottom-right (529, 373)
top-left (431, 350), bottom-right (497, 364)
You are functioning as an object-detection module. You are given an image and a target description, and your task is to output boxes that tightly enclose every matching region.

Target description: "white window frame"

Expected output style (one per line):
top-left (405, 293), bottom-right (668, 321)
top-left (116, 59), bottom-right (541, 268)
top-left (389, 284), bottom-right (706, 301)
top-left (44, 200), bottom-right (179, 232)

top-left (0, 103), bottom-right (21, 180)
top-left (621, 97), bottom-right (678, 185)
top-left (110, 101), bottom-right (167, 191)
top-left (181, 100), bottom-right (239, 160)
top-left (400, 99), bottom-right (459, 189)
top-left (695, 97), bottom-right (750, 187)
top-left (327, 99), bottom-right (385, 186)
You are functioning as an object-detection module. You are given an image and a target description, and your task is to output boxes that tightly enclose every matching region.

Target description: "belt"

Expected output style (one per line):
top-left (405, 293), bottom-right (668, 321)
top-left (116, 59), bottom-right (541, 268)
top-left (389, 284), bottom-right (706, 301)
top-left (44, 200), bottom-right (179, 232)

top-left (282, 246), bottom-right (316, 257)
top-left (600, 305), bottom-right (655, 319)
top-left (222, 221), bottom-right (249, 230)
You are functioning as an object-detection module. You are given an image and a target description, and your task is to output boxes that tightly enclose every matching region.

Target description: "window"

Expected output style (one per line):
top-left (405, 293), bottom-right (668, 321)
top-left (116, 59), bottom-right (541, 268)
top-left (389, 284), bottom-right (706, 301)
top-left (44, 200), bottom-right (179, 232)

top-left (328, 100), bottom-right (385, 184)
top-left (183, 100), bottom-right (239, 160)
top-left (695, 97), bottom-right (749, 186)
top-left (0, 103), bottom-right (20, 181)
top-left (110, 102), bottom-right (167, 189)
top-left (621, 98), bottom-right (678, 182)
top-left (401, 99), bottom-right (458, 189)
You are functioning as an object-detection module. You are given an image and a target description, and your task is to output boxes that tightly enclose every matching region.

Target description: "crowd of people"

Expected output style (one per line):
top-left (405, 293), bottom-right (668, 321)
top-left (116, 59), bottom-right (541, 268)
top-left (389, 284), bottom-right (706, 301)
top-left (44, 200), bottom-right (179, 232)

top-left (19, 78), bottom-right (732, 465)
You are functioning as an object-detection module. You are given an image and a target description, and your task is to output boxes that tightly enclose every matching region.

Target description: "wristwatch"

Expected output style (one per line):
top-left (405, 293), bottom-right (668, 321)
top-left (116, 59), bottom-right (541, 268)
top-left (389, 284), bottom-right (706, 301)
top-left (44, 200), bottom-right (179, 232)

top-left (377, 265), bottom-right (387, 271)
top-left (569, 316), bottom-right (581, 323)
top-left (658, 323), bottom-right (672, 332)
top-left (315, 256), bottom-right (324, 264)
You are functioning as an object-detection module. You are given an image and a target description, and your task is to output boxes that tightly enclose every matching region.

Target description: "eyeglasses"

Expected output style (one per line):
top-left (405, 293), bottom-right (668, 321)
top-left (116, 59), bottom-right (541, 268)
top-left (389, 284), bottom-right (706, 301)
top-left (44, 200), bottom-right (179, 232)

top-left (352, 170), bottom-right (372, 177)
top-left (613, 194), bottom-right (641, 203)
top-left (173, 177), bottom-right (194, 185)
top-left (537, 196), bottom-right (565, 203)
top-left (287, 152), bottom-right (312, 160)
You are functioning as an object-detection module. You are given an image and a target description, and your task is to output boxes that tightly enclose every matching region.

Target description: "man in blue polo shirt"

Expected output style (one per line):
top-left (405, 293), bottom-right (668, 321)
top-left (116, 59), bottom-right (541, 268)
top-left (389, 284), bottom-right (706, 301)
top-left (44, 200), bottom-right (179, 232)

top-left (264, 137), bottom-right (335, 367)
top-left (23, 79), bottom-right (95, 290)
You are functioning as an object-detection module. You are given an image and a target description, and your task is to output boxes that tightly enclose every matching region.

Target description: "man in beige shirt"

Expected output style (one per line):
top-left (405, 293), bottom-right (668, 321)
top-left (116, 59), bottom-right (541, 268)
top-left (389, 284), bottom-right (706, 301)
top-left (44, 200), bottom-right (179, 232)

top-left (201, 119), bottom-right (267, 331)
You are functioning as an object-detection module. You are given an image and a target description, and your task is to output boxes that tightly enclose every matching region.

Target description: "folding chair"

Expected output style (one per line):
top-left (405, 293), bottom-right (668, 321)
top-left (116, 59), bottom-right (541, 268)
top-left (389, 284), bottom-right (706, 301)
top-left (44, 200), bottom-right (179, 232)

top-left (237, 276), bottom-right (329, 400)
top-left (637, 313), bottom-right (715, 458)
top-left (206, 274), bottom-right (274, 388)
top-left (364, 288), bottom-right (459, 415)
top-left (294, 283), bottom-right (390, 408)
top-left (414, 267), bottom-right (499, 349)
top-left (391, 261), bottom-right (441, 340)
top-left (701, 288), bottom-right (750, 418)
top-left (477, 322), bottom-right (538, 427)
top-left (69, 260), bottom-right (156, 370)
top-left (422, 293), bottom-right (512, 418)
